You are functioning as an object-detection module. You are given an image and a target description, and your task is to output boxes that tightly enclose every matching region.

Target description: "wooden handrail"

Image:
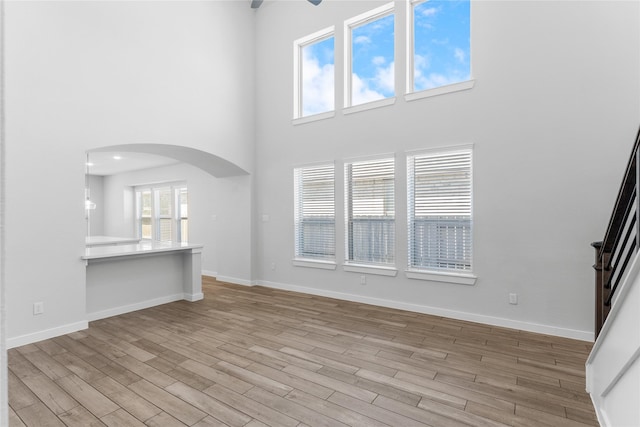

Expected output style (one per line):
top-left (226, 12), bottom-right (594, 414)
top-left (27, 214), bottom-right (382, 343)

top-left (592, 126), bottom-right (640, 338)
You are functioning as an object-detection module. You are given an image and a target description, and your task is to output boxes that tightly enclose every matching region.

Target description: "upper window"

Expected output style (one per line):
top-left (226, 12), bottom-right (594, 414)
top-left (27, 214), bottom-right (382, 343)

top-left (407, 148), bottom-right (472, 272)
top-left (135, 184), bottom-right (188, 243)
top-left (345, 3), bottom-right (395, 107)
top-left (294, 27), bottom-right (335, 119)
top-left (345, 157), bottom-right (395, 265)
top-left (409, 0), bottom-right (470, 93)
top-left (294, 164), bottom-right (335, 261)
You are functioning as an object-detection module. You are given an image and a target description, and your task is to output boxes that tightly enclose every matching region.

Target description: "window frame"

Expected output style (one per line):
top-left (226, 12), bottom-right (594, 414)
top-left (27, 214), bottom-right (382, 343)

top-left (343, 2), bottom-right (396, 112)
top-left (293, 162), bottom-right (337, 269)
top-left (406, 146), bottom-right (476, 285)
top-left (343, 154), bottom-right (397, 275)
top-left (134, 182), bottom-right (188, 243)
top-left (405, 0), bottom-right (474, 101)
top-left (293, 26), bottom-right (336, 123)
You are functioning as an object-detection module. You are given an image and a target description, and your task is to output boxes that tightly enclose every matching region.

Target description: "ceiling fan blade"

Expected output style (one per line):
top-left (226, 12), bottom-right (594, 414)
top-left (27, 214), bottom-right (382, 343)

top-left (251, 0), bottom-right (263, 8)
top-left (307, 0), bottom-right (322, 5)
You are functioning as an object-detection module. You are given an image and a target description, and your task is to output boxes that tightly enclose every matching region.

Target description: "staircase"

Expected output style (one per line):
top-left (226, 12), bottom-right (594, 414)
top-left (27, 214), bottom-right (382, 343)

top-left (586, 126), bottom-right (640, 427)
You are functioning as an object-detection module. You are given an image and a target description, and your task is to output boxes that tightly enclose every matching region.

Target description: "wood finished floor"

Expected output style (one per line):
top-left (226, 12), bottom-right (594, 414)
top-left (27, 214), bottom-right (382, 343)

top-left (8, 277), bottom-right (598, 427)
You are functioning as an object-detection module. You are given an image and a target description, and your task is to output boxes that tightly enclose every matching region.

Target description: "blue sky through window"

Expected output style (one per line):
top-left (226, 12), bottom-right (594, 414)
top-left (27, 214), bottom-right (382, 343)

top-left (413, 0), bottom-right (470, 91)
top-left (299, 1), bottom-right (469, 116)
top-left (351, 13), bottom-right (395, 105)
top-left (302, 36), bottom-right (335, 116)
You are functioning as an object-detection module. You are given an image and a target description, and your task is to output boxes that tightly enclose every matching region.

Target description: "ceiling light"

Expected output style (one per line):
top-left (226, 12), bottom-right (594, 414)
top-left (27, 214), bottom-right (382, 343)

top-left (113, 155), bottom-right (122, 160)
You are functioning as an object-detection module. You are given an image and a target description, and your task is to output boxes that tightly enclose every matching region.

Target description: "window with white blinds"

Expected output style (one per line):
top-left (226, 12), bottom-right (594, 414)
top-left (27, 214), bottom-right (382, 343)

top-left (135, 183), bottom-right (188, 243)
top-left (408, 148), bottom-right (472, 272)
top-left (294, 164), bottom-right (335, 261)
top-left (345, 157), bottom-right (395, 265)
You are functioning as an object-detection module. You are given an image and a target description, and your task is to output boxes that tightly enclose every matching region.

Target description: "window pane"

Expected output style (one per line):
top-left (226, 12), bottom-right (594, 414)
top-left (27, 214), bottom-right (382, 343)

top-left (159, 218), bottom-right (172, 242)
top-left (351, 13), bottom-right (395, 105)
top-left (302, 36), bottom-right (335, 116)
top-left (158, 188), bottom-right (172, 216)
top-left (408, 149), bottom-right (472, 271)
top-left (346, 158), bottom-right (395, 265)
top-left (413, 0), bottom-right (470, 91)
top-left (141, 191), bottom-right (152, 217)
top-left (294, 165), bottom-right (335, 260)
top-left (141, 218), bottom-right (152, 240)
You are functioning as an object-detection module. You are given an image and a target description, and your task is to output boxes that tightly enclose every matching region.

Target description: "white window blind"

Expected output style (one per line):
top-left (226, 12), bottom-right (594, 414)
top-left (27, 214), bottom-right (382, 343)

top-left (294, 164), bottom-right (335, 260)
top-left (408, 148), bottom-right (472, 271)
top-left (345, 157), bottom-right (395, 265)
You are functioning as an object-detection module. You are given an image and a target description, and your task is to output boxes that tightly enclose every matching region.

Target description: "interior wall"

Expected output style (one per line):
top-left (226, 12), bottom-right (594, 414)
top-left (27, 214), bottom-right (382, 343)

top-left (254, 0), bottom-right (640, 339)
top-left (87, 174), bottom-right (104, 236)
top-left (4, 0), bottom-right (255, 346)
top-left (102, 162), bottom-right (231, 277)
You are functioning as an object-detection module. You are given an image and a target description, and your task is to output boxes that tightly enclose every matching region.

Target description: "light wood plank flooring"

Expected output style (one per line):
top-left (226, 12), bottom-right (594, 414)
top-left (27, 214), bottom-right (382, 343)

top-left (8, 277), bottom-right (598, 426)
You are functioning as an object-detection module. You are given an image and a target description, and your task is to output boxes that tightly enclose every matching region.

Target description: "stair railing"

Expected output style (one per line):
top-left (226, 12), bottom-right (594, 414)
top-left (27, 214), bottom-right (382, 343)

top-left (592, 126), bottom-right (640, 338)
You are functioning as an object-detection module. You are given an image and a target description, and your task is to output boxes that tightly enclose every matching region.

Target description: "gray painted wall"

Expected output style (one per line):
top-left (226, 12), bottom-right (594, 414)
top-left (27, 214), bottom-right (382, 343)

top-left (253, 0), bottom-right (640, 339)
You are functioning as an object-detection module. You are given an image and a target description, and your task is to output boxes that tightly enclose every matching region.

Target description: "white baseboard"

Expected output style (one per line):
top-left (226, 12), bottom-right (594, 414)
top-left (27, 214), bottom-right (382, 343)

top-left (202, 270), bottom-right (217, 278)
top-left (7, 320), bottom-right (89, 349)
top-left (216, 275), bottom-right (255, 287)
top-left (184, 292), bottom-right (204, 302)
top-left (258, 280), bottom-right (594, 342)
top-left (87, 293), bottom-right (185, 322)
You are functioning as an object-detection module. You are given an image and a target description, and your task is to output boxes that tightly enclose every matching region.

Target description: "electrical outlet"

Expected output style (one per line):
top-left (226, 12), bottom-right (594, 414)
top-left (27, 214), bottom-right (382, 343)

top-left (271, 262), bottom-right (276, 271)
top-left (509, 293), bottom-right (518, 305)
top-left (33, 302), bottom-right (44, 315)
top-left (360, 275), bottom-right (366, 285)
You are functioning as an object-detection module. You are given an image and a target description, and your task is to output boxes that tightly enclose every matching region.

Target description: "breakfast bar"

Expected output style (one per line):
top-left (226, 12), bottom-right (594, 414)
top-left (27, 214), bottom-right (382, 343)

top-left (83, 240), bottom-right (203, 321)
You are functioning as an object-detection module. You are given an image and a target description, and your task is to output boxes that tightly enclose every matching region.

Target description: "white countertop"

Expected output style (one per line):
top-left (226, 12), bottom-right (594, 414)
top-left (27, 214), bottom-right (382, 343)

top-left (83, 240), bottom-right (203, 260)
top-left (86, 235), bottom-right (142, 246)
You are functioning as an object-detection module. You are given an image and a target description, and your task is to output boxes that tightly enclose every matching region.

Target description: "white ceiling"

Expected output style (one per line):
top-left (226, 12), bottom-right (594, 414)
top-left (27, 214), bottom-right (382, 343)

top-left (86, 151), bottom-right (180, 176)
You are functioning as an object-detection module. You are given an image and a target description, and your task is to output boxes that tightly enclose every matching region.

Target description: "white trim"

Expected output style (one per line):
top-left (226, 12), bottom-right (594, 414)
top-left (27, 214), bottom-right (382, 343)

top-left (184, 292), bottom-right (204, 302)
top-left (405, 143), bottom-right (475, 157)
top-left (293, 26), bottom-right (335, 120)
top-left (215, 275), bottom-right (256, 287)
top-left (292, 258), bottom-right (337, 270)
top-left (87, 293), bottom-right (185, 322)
top-left (343, 152), bottom-right (396, 165)
top-left (405, 269), bottom-right (477, 285)
top-left (293, 111), bottom-right (335, 126)
top-left (405, 79), bottom-right (475, 102)
top-left (343, 263), bottom-right (398, 277)
top-left (343, 97), bottom-right (396, 115)
top-left (588, 250), bottom-right (640, 364)
top-left (202, 270), bottom-right (217, 278)
top-left (257, 280), bottom-right (593, 341)
top-left (344, 2), bottom-right (395, 109)
top-left (7, 320), bottom-right (88, 349)
top-left (406, 0), bottom-right (472, 96)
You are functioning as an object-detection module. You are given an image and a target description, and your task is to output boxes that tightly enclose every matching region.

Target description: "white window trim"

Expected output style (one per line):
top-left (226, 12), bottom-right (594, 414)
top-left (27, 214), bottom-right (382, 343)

top-left (405, 79), bottom-right (475, 102)
top-left (343, 97), bottom-right (396, 116)
top-left (406, 145), bottom-right (474, 277)
top-left (292, 258), bottom-right (338, 270)
top-left (405, 269), bottom-right (477, 285)
top-left (406, 0), bottom-right (473, 97)
top-left (293, 111), bottom-right (335, 126)
top-left (134, 181), bottom-right (187, 243)
top-left (344, 153), bottom-right (397, 268)
top-left (293, 162), bottom-right (336, 263)
top-left (293, 26), bottom-right (336, 121)
top-left (344, 2), bottom-right (395, 110)
top-left (343, 263), bottom-right (398, 277)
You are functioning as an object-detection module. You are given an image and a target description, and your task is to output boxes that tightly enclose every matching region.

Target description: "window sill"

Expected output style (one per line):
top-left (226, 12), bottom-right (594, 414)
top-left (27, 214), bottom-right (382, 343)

top-left (293, 111), bottom-right (335, 126)
top-left (343, 263), bottom-right (398, 277)
top-left (292, 258), bottom-right (337, 270)
top-left (405, 269), bottom-right (477, 285)
top-left (405, 79), bottom-right (475, 102)
top-left (343, 97), bottom-right (396, 115)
